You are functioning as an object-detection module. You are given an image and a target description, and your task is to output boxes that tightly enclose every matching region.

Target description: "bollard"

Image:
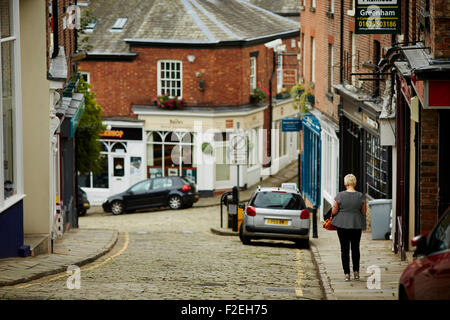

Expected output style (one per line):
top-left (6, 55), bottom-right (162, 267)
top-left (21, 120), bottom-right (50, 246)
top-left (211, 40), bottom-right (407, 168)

top-left (312, 206), bottom-right (318, 238)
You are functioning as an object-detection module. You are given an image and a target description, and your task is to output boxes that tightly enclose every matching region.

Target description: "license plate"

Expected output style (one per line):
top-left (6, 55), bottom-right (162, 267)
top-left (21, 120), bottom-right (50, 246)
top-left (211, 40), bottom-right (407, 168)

top-left (194, 194), bottom-right (199, 199)
top-left (83, 202), bottom-right (90, 207)
top-left (266, 219), bottom-right (289, 225)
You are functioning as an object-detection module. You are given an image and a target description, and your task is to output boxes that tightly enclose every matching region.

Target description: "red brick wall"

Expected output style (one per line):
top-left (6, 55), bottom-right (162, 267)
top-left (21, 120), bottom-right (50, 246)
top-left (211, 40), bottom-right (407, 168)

top-left (46, 0), bottom-right (77, 83)
top-left (431, 0), bottom-right (450, 58)
top-left (419, 108), bottom-right (440, 233)
top-left (79, 38), bottom-right (299, 117)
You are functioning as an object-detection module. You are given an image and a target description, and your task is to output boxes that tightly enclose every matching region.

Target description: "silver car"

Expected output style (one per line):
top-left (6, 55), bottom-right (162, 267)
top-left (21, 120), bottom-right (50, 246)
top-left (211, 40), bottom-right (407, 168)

top-left (239, 187), bottom-right (310, 248)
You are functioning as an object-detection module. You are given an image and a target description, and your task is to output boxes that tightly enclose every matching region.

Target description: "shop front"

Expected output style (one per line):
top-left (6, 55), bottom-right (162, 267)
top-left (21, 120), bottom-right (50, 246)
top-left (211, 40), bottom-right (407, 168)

top-left (133, 105), bottom-right (267, 196)
top-left (79, 120), bottom-right (146, 205)
top-left (335, 85), bottom-right (392, 201)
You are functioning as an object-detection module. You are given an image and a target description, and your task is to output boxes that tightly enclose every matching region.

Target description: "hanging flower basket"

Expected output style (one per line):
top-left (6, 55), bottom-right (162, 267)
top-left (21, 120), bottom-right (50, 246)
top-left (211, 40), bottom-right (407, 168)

top-left (156, 95), bottom-right (186, 110)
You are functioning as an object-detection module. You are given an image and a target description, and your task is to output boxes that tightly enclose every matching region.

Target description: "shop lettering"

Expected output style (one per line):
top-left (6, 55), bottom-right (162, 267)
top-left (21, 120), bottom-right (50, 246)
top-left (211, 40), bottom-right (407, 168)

top-left (359, 8), bottom-right (396, 17)
top-left (100, 130), bottom-right (124, 138)
top-left (170, 119), bottom-right (183, 125)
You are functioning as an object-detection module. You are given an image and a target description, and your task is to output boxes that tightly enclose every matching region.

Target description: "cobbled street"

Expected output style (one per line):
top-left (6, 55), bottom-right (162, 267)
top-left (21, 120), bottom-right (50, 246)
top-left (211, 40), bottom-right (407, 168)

top-left (0, 205), bottom-right (324, 300)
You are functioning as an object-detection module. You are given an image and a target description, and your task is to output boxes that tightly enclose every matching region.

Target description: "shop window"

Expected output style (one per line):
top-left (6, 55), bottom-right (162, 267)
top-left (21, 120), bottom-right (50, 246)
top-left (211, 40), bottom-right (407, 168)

top-left (158, 60), bottom-right (182, 97)
top-left (146, 131), bottom-right (196, 182)
top-left (1, 0), bottom-right (19, 202)
top-left (366, 133), bottom-right (389, 199)
top-left (92, 154), bottom-right (108, 188)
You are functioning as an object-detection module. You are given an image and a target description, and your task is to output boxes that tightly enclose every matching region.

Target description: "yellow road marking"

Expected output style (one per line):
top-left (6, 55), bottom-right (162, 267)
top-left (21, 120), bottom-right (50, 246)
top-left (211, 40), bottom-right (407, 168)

top-left (295, 249), bottom-right (304, 297)
top-left (17, 232), bottom-right (129, 289)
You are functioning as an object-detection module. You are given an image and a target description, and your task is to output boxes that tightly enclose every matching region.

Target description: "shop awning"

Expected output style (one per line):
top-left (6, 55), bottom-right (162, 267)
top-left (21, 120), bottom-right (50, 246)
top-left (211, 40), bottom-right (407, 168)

top-left (55, 93), bottom-right (85, 138)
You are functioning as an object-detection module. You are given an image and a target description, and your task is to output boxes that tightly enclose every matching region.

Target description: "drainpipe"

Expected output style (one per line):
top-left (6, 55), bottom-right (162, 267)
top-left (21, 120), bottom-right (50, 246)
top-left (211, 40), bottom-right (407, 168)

top-left (51, 0), bottom-right (60, 59)
top-left (267, 50), bottom-right (276, 173)
top-left (339, 0), bottom-right (344, 83)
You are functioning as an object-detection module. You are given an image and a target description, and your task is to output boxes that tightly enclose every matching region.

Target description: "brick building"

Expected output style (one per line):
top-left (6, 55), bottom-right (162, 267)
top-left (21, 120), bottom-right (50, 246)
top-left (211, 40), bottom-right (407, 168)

top-left (298, 1), bottom-right (395, 219)
top-left (388, 0), bottom-right (450, 259)
top-left (298, 0), bottom-right (450, 259)
top-left (77, 0), bottom-right (301, 203)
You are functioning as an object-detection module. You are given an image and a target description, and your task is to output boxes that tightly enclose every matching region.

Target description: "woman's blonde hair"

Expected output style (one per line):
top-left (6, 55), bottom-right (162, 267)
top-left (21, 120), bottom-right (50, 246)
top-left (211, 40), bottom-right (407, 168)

top-left (344, 174), bottom-right (357, 187)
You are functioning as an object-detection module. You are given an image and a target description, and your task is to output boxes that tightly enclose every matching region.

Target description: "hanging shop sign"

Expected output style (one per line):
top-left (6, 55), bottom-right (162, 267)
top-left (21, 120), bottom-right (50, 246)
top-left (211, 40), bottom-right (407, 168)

top-left (355, 0), bottom-right (401, 34)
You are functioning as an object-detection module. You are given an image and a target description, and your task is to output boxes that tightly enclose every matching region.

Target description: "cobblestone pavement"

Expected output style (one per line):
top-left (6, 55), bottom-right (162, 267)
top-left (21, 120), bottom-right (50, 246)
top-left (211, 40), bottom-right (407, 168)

top-left (0, 205), bottom-right (324, 300)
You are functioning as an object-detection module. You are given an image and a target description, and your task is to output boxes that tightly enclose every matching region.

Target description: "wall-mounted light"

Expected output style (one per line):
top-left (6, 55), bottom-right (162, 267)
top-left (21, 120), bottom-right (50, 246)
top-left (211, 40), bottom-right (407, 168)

top-left (187, 55), bottom-right (196, 63)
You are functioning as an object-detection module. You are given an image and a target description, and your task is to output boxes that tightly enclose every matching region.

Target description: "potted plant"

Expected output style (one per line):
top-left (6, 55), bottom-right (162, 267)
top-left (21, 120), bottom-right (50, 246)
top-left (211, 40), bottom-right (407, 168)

top-left (299, 84), bottom-right (314, 114)
top-left (156, 94), bottom-right (186, 110)
top-left (250, 87), bottom-right (268, 104)
top-left (276, 87), bottom-right (292, 100)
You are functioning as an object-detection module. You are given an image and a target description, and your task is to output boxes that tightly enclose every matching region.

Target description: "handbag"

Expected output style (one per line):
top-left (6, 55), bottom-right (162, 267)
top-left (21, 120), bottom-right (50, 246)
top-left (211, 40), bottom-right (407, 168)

top-left (322, 208), bottom-right (337, 231)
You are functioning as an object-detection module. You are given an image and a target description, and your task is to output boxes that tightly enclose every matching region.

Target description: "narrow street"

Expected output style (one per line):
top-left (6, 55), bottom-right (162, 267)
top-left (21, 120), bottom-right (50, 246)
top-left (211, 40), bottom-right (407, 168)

top-left (0, 206), bottom-right (324, 300)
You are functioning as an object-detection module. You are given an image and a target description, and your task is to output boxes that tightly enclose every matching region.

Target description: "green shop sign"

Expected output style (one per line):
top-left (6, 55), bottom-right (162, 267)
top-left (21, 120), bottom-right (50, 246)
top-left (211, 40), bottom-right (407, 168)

top-left (355, 0), bottom-right (401, 34)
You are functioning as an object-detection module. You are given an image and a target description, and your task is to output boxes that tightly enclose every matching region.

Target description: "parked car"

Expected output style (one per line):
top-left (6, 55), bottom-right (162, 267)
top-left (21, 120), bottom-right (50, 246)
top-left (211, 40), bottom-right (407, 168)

top-left (102, 176), bottom-right (199, 215)
top-left (398, 206), bottom-right (450, 300)
top-left (77, 186), bottom-right (90, 217)
top-left (239, 186), bottom-right (310, 248)
top-left (281, 183), bottom-right (298, 192)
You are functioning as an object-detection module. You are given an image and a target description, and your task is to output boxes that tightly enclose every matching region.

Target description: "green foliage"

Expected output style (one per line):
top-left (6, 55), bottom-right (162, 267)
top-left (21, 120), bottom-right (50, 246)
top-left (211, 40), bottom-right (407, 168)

top-left (250, 87), bottom-right (268, 103)
top-left (76, 78), bottom-right (105, 175)
top-left (78, 9), bottom-right (96, 52)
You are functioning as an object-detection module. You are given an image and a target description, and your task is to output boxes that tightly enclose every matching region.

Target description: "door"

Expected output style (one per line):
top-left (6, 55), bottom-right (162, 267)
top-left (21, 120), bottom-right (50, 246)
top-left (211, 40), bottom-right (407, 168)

top-left (122, 179), bottom-right (151, 210)
top-left (215, 144), bottom-right (233, 189)
top-left (110, 156), bottom-right (128, 195)
top-left (147, 177), bottom-right (173, 206)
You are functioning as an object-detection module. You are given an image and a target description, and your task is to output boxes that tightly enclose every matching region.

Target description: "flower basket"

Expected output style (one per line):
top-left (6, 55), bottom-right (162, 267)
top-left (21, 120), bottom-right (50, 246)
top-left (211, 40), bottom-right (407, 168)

top-left (250, 87), bottom-right (268, 104)
top-left (156, 95), bottom-right (186, 110)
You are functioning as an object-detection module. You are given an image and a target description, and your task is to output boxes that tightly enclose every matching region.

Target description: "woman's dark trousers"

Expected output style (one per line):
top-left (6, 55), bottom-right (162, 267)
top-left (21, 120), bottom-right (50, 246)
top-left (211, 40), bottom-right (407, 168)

top-left (336, 227), bottom-right (362, 275)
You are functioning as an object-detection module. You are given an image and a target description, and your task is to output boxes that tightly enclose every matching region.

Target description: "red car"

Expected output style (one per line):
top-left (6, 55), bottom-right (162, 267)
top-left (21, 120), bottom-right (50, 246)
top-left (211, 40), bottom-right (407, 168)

top-left (399, 206), bottom-right (450, 300)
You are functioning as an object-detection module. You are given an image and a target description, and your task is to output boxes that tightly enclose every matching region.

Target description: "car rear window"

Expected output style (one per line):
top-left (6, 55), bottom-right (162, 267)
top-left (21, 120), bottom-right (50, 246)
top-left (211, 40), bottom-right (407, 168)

top-left (250, 191), bottom-right (306, 210)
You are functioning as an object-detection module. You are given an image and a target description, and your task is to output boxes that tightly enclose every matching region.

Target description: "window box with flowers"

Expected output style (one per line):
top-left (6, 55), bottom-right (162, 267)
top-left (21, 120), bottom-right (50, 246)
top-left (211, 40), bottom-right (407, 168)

top-left (156, 95), bottom-right (186, 110)
top-left (250, 87), bottom-right (268, 104)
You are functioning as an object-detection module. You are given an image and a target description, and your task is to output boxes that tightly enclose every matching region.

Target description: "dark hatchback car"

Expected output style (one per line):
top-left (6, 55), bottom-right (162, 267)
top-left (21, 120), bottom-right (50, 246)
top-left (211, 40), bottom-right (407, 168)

top-left (102, 176), bottom-right (199, 215)
top-left (77, 187), bottom-right (90, 217)
top-left (399, 206), bottom-right (450, 300)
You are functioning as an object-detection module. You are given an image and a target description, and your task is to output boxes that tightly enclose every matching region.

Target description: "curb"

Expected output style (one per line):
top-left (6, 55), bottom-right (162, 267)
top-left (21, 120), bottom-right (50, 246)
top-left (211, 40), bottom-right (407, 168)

top-left (0, 229), bottom-right (119, 287)
top-left (310, 241), bottom-right (337, 300)
top-left (210, 227), bottom-right (238, 236)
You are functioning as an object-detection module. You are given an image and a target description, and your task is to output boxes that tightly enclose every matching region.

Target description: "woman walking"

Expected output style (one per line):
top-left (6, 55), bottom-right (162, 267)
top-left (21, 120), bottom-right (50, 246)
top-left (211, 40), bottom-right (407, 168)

top-left (331, 174), bottom-right (367, 281)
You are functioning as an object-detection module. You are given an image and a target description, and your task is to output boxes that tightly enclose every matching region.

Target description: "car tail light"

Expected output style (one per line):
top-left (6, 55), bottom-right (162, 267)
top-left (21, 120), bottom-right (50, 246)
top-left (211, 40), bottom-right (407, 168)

top-left (300, 209), bottom-right (310, 220)
top-left (182, 184), bottom-right (191, 191)
top-left (246, 206), bottom-right (256, 216)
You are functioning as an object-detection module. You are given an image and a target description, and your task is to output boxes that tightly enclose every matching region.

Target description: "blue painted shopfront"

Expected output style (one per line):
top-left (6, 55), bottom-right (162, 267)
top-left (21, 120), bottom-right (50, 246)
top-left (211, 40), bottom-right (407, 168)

top-left (302, 113), bottom-right (321, 207)
top-left (0, 201), bottom-right (24, 259)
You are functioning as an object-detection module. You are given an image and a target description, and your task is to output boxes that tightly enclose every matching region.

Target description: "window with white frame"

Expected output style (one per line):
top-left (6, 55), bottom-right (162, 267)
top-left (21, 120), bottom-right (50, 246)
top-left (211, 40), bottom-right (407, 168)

top-left (329, 0), bottom-right (335, 13)
top-left (1, 0), bottom-right (22, 205)
top-left (311, 37), bottom-right (316, 84)
top-left (328, 43), bottom-right (334, 93)
top-left (250, 57), bottom-right (257, 93)
top-left (277, 54), bottom-right (283, 93)
top-left (312, 0), bottom-right (316, 9)
top-left (158, 60), bottom-right (182, 97)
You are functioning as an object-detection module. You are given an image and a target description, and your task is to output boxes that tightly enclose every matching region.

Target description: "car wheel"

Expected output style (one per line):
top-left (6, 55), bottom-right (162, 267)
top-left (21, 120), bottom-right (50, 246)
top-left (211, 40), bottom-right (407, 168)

top-left (295, 239), bottom-right (310, 249)
top-left (239, 223), bottom-right (251, 245)
top-left (169, 195), bottom-right (182, 210)
top-left (111, 201), bottom-right (124, 215)
top-left (398, 285), bottom-right (409, 300)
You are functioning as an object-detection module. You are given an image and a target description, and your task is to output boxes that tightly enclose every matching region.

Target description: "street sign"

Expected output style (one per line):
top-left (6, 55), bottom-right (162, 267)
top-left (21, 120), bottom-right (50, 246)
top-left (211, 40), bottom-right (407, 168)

top-left (355, 0), bottom-right (401, 34)
top-left (228, 133), bottom-right (247, 165)
top-left (282, 117), bottom-right (302, 132)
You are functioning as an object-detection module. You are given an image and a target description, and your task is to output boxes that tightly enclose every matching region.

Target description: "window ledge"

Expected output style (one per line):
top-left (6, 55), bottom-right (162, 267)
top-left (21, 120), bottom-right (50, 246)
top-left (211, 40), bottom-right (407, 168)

top-left (309, 7), bottom-right (316, 13)
top-left (299, 5), bottom-right (305, 11)
top-left (347, 10), bottom-right (355, 17)
top-left (0, 194), bottom-right (26, 214)
top-left (326, 11), bottom-right (334, 19)
top-left (326, 92), bottom-right (334, 101)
